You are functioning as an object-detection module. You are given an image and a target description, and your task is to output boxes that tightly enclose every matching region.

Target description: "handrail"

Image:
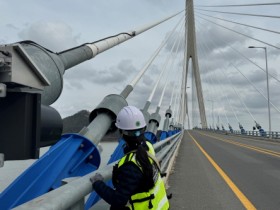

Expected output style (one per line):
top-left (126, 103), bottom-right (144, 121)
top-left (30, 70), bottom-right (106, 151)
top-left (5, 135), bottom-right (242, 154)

top-left (14, 132), bottom-right (183, 210)
top-left (198, 129), bottom-right (280, 141)
top-left (153, 132), bottom-right (181, 150)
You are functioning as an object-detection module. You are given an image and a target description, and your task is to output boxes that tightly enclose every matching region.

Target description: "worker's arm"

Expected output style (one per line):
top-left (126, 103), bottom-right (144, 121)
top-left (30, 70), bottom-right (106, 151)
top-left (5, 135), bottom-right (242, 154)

top-left (93, 162), bottom-right (143, 207)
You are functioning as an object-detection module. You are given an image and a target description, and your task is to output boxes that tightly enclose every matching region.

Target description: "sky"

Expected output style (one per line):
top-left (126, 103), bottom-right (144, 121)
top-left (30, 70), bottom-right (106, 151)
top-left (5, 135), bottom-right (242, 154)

top-left (1, 0), bottom-right (280, 131)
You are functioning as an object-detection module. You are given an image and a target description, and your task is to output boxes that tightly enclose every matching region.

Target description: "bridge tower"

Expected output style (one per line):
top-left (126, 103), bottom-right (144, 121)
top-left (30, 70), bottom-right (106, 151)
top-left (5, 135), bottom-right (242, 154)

top-left (181, 0), bottom-right (207, 128)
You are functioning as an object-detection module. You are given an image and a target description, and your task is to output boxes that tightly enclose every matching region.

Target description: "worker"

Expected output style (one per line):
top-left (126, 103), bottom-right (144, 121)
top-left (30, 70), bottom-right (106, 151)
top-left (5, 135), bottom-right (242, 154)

top-left (90, 105), bottom-right (170, 210)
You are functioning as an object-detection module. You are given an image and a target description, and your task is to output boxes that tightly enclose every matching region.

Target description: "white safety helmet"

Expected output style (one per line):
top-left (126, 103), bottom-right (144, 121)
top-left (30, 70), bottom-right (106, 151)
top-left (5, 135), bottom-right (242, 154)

top-left (115, 106), bottom-right (146, 131)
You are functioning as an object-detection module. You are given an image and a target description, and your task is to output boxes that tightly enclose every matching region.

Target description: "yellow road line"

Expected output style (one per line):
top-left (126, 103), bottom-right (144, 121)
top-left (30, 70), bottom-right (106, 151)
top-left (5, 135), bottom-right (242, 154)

top-left (187, 131), bottom-right (256, 210)
top-left (199, 132), bottom-right (280, 158)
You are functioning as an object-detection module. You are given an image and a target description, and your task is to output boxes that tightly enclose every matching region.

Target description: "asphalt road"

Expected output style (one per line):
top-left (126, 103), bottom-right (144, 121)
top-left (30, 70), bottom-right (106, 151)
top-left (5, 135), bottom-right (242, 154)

top-left (167, 130), bottom-right (280, 210)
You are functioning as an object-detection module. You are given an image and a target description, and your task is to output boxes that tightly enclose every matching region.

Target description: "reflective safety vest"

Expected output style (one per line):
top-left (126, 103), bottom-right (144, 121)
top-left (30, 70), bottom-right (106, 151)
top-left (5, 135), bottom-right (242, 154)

top-left (118, 142), bottom-right (170, 210)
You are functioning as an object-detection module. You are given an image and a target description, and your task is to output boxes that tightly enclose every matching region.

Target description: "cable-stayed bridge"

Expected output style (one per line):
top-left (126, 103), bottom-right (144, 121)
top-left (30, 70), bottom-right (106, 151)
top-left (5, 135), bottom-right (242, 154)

top-left (0, 0), bottom-right (280, 209)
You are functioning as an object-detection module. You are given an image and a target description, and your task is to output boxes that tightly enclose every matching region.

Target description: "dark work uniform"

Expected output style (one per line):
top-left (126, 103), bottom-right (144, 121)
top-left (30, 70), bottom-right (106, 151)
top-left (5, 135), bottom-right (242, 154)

top-left (93, 161), bottom-right (146, 210)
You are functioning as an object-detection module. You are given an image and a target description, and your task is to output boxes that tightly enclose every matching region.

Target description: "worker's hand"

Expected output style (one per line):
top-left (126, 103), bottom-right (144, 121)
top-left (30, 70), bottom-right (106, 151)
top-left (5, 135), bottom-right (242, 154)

top-left (90, 173), bottom-right (104, 184)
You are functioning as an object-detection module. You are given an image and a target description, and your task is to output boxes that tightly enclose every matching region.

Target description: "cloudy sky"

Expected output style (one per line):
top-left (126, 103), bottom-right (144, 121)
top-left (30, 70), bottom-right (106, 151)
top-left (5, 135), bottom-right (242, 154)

top-left (1, 0), bottom-right (280, 131)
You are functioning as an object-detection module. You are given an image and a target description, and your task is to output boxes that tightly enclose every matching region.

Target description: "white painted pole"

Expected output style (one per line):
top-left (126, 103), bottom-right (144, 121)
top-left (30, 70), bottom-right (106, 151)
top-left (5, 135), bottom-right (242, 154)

top-left (86, 11), bottom-right (184, 59)
top-left (248, 46), bottom-right (272, 138)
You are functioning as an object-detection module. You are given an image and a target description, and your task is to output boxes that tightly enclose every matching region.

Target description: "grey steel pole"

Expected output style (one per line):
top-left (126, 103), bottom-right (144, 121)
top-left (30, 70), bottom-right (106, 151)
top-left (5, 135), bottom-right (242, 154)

top-left (207, 100), bottom-right (214, 129)
top-left (263, 47), bottom-right (271, 138)
top-left (249, 46), bottom-right (272, 138)
top-left (264, 47), bottom-right (272, 138)
top-left (212, 101), bottom-right (214, 129)
top-left (186, 87), bottom-right (190, 130)
top-left (80, 113), bottom-right (113, 145)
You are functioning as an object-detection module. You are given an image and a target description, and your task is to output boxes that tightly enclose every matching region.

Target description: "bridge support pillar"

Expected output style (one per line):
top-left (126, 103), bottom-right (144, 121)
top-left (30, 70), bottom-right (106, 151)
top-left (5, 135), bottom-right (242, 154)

top-left (182, 0), bottom-right (207, 128)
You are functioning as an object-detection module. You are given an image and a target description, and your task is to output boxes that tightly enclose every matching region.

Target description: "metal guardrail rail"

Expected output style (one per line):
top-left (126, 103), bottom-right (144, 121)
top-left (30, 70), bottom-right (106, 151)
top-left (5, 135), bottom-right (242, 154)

top-left (231, 131), bottom-right (280, 139)
top-left (14, 132), bottom-right (183, 210)
top-left (199, 129), bottom-right (280, 141)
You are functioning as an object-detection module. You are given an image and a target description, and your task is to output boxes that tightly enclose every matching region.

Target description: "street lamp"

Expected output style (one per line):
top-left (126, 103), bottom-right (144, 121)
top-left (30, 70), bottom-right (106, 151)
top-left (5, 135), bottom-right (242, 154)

top-left (248, 46), bottom-right (271, 138)
top-left (186, 87), bottom-right (190, 130)
top-left (207, 99), bottom-right (215, 130)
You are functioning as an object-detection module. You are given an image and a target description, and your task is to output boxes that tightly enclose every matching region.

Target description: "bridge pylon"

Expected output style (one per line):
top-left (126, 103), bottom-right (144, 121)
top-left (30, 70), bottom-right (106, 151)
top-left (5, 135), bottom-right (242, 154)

top-left (184, 0), bottom-right (207, 129)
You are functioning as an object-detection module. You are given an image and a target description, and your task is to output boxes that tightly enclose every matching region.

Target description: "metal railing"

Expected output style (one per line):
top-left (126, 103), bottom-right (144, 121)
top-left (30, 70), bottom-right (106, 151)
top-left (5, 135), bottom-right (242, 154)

top-left (14, 132), bottom-right (183, 210)
top-left (201, 128), bottom-right (280, 140)
top-left (232, 131), bottom-right (280, 139)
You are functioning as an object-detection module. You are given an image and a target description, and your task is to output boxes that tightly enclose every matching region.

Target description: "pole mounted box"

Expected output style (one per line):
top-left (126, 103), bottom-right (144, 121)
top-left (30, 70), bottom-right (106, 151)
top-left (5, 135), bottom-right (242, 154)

top-left (0, 44), bottom-right (50, 91)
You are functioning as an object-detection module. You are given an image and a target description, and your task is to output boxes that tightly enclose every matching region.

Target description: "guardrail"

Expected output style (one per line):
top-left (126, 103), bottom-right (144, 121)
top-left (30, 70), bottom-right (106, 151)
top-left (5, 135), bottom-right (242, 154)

top-left (14, 132), bottom-right (183, 210)
top-left (199, 129), bottom-right (280, 140)
top-left (232, 131), bottom-right (280, 139)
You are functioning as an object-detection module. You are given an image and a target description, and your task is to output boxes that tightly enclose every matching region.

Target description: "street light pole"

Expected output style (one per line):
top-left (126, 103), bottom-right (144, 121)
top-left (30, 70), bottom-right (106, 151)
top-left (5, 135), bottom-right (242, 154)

top-left (248, 46), bottom-right (271, 138)
top-left (264, 47), bottom-right (272, 138)
top-left (207, 100), bottom-right (214, 129)
top-left (211, 101), bottom-right (214, 129)
top-left (186, 87), bottom-right (191, 130)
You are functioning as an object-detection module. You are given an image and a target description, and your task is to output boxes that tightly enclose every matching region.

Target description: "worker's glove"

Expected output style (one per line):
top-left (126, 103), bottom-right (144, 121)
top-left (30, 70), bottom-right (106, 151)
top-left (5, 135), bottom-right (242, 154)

top-left (90, 173), bottom-right (104, 184)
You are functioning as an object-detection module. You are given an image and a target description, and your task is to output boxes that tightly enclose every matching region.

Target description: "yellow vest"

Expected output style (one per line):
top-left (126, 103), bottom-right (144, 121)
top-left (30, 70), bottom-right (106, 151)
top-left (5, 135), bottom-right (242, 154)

top-left (118, 142), bottom-right (170, 210)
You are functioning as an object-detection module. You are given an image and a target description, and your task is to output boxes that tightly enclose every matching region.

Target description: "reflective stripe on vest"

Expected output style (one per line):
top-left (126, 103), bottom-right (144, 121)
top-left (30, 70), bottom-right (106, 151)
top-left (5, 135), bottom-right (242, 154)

top-left (118, 142), bottom-right (169, 210)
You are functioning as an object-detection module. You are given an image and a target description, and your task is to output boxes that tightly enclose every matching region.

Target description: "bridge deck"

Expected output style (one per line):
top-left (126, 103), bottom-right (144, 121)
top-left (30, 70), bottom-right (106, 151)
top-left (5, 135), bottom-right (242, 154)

top-left (168, 130), bottom-right (280, 210)
top-left (167, 130), bottom-right (245, 210)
